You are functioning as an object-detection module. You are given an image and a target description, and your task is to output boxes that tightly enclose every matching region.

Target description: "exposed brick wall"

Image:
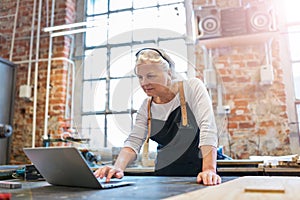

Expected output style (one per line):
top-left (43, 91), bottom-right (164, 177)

top-left (194, 0), bottom-right (291, 158)
top-left (0, 0), bottom-right (76, 164)
top-left (0, 0), bottom-right (292, 163)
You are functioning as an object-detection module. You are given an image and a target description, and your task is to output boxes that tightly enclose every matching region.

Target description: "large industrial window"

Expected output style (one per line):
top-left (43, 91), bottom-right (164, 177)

top-left (81, 0), bottom-right (189, 150)
top-left (284, 0), bottom-right (300, 134)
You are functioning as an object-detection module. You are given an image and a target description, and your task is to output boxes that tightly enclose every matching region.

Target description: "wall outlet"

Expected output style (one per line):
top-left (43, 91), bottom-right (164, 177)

top-left (260, 64), bottom-right (274, 85)
top-left (19, 85), bottom-right (32, 99)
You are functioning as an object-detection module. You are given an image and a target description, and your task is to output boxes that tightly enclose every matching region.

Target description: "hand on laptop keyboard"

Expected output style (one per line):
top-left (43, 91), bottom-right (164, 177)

top-left (94, 166), bottom-right (124, 183)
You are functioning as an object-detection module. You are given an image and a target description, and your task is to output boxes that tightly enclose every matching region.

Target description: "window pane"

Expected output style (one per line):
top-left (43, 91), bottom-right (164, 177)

top-left (106, 114), bottom-right (131, 147)
top-left (131, 83), bottom-right (147, 110)
top-left (82, 115), bottom-right (105, 148)
top-left (82, 81), bottom-right (96, 112)
top-left (109, 77), bottom-right (147, 111)
top-left (107, 113), bottom-right (158, 151)
top-left (110, 78), bottom-right (134, 111)
top-left (108, 11), bottom-right (133, 44)
top-left (133, 8), bottom-right (159, 41)
top-left (93, 80), bottom-right (107, 111)
top-left (109, 0), bottom-right (132, 11)
top-left (110, 46), bottom-right (133, 77)
top-left (284, 0), bottom-right (300, 24)
top-left (83, 80), bottom-right (106, 112)
top-left (158, 3), bottom-right (186, 36)
top-left (133, 0), bottom-right (157, 8)
top-left (159, 0), bottom-right (183, 5)
top-left (86, 16), bottom-right (108, 47)
top-left (84, 48), bottom-right (107, 79)
top-left (288, 27), bottom-right (300, 60)
top-left (86, 0), bottom-right (108, 15)
top-left (292, 63), bottom-right (300, 99)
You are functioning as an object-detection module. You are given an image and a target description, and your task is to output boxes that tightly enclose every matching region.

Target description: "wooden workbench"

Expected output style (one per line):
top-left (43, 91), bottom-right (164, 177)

top-left (165, 176), bottom-right (300, 200)
top-left (2, 175), bottom-right (300, 199)
top-left (0, 176), bottom-right (236, 200)
top-left (2, 161), bottom-right (300, 199)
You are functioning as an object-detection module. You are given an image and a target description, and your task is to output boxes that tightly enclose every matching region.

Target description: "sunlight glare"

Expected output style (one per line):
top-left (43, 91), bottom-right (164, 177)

top-left (284, 0), bottom-right (300, 23)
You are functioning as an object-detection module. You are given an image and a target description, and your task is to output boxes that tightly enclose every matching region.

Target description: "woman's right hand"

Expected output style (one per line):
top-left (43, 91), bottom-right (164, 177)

top-left (94, 166), bottom-right (124, 182)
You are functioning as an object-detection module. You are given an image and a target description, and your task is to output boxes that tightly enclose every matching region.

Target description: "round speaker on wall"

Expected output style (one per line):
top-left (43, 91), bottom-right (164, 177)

top-left (246, 3), bottom-right (276, 33)
top-left (199, 16), bottom-right (220, 34)
top-left (250, 12), bottom-right (271, 31)
top-left (194, 6), bottom-right (221, 39)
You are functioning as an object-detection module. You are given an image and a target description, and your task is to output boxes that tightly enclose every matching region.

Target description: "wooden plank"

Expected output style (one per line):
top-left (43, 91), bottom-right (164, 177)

top-left (244, 185), bottom-right (285, 193)
top-left (125, 166), bottom-right (155, 173)
top-left (217, 159), bottom-right (263, 165)
top-left (217, 167), bottom-right (263, 172)
top-left (164, 176), bottom-right (300, 200)
top-left (264, 167), bottom-right (300, 172)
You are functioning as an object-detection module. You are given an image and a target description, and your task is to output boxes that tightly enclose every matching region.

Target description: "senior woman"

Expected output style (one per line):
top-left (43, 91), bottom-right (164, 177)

top-left (94, 47), bottom-right (221, 185)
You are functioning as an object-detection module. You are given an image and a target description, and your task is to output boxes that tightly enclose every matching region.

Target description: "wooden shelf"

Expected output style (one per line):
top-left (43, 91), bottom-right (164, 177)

top-left (217, 159), bottom-right (263, 166)
top-left (197, 32), bottom-right (279, 49)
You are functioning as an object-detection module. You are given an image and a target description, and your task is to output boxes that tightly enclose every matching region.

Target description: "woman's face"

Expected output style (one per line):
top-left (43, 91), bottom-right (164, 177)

top-left (135, 63), bottom-right (170, 97)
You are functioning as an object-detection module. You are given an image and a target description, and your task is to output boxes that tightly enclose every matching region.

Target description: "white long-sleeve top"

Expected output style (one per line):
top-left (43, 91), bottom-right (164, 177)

top-left (124, 78), bottom-right (218, 155)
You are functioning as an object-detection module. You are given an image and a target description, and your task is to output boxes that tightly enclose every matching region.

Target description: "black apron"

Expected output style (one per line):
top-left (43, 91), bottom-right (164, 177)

top-left (147, 82), bottom-right (203, 176)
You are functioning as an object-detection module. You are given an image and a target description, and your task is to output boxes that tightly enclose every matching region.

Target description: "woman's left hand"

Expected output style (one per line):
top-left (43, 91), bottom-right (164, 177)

top-left (196, 170), bottom-right (222, 185)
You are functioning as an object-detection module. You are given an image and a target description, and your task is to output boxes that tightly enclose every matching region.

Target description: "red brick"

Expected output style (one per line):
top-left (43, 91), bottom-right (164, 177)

top-left (228, 115), bottom-right (247, 121)
top-left (260, 121), bottom-right (275, 127)
top-left (234, 100), bottom-right (248, 107)
top-left (239, 122), bottom-right (255, 129)
top-left (228, 122), bottom-right (238, 129)
top-left (256, 129), bottom-right (267, 135)
top-left (247, 61), bottom-right (260, 67)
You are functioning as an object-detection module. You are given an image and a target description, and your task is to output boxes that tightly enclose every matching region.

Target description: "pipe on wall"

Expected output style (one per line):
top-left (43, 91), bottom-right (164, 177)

top-left (31, 0), bottom-right (43, 148)
top-left (44, 0), bottom-right (56, 141)
top-left (184, 0), bottom-right (196, 78)
top-left (0, 14), bottom-right (15, 19)
top-left (9, 0), bottom-right (20, 62)
top-left (27, 0), bottom-right (37, 86)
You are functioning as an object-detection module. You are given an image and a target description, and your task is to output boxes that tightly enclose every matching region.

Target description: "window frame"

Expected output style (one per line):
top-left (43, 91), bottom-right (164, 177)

top-left (79, 0), bottom-right (194, 148)
top-left (284, 1), bottom-right (300, 137)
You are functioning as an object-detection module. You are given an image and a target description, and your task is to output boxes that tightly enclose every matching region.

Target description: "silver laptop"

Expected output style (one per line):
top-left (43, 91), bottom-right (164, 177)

top-left (23, 147), bottom-right (134, 189)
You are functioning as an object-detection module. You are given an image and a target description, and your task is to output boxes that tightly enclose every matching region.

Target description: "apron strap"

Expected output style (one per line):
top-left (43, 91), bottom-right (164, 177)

top-left (146, 97), bottom-right (152, 143)
top-left (142, 82), bottom-right (187, 165)
top-left (178, 81), bottom-right (188, 126)
top-left (141, 97), bottom-right (153, 166)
